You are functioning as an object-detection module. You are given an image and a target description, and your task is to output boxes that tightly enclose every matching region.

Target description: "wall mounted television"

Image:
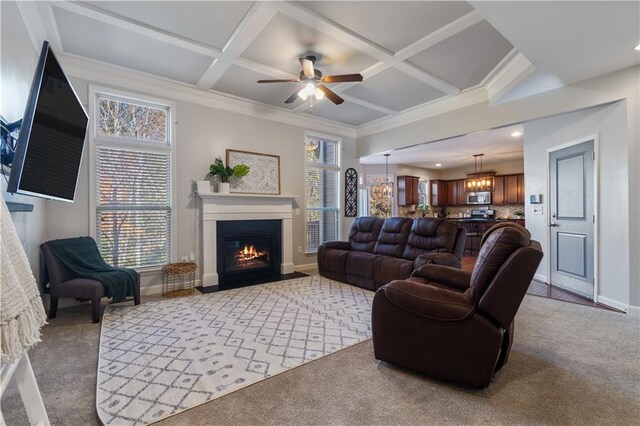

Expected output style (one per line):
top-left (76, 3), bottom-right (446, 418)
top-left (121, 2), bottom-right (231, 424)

top-left (5, 41), bottom-right (88, 202)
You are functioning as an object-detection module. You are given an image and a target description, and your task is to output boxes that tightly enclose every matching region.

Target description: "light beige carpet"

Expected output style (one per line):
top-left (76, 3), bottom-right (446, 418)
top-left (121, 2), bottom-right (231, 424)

top-left (2, 283), bottom-right (639, 425)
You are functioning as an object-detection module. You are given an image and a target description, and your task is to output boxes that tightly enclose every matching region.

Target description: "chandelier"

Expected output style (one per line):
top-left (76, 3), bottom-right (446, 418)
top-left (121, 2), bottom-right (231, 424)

top-left (465, 154), bottom-right (495, 191)
top-left (383, 153), bottom-right (393, 198)
top-left (370, 153), bottom-right (393, 201)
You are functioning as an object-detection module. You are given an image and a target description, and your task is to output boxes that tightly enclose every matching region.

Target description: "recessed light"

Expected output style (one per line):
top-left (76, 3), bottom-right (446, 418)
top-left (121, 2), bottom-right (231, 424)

top-left (435, 163), bottom-right (442, 167)
top-left (511, 131), bottom-right (522, 137)
top-left (635, 44), bottom-right (640, 51)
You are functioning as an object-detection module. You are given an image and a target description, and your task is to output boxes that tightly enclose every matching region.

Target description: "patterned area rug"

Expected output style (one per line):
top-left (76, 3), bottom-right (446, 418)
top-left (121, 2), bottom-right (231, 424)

top-left (96, 275), bottom-right (373, 425)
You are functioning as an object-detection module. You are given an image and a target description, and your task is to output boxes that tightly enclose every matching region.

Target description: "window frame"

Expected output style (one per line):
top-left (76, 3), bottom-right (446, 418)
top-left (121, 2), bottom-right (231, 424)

top-left (304, 131), bottom-right (342, 254)
top-left (88, 85), bottom-right (176, 272)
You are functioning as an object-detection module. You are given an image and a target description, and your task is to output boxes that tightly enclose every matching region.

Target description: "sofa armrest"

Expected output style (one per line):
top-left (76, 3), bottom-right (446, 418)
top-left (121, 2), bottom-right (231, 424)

top-left (380, 280), bottom-right (475, 321)
top-left (321, 241), bottom-right (352, 251)
top-left (414, 253), bottom-right (462, 270)
top-left (410, 264), bottom-right (471, 292)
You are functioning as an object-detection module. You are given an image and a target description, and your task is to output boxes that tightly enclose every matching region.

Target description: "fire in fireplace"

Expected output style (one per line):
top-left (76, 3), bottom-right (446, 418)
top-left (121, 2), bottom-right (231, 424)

top-left (217, 220), bottom-right (282, 289)
top-left (227, 244), bottom-right (270, 272)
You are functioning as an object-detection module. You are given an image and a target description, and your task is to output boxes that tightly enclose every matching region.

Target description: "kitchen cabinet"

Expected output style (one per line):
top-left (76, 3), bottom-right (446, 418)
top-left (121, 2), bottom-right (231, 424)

top-left (493, 176), bottom-right (505, 204)
top-left (446, 179), bottom-right (466, 206)
top-left (397, 175), bottom-right (419, 206)
top-left (456, 180), bottom-right (466, 205)
top-left (430, 180), bottom-right (447, 207)
top-left (494, 174), bottom-right (525, 205)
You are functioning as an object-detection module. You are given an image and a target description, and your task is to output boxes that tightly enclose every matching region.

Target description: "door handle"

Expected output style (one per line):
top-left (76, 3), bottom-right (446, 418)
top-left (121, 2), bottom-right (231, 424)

top-left (549, 223), bottom-right (558, 227)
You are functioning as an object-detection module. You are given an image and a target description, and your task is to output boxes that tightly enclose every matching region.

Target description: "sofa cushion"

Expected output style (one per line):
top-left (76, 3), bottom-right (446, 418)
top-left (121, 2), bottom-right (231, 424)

top-left (374, 217), bottom-right (412, 258)
top-left (373, 256), bottom-right (414, 289)
top-left (345, 251), bottom-right (377, 290)
top-left (349, 217), bottom-right (384, 253)
top-left (402, 218), bottom-right (459, 260)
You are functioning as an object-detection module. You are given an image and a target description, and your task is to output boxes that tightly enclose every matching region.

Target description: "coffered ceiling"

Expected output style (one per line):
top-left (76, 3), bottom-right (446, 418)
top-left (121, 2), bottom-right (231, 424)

top-left (17, 1), bottom-right (640, 130)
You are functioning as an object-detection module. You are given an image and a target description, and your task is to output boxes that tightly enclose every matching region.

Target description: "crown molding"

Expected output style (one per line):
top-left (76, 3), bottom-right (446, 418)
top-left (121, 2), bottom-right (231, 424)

top-left (485, 52), bottom-right (536, 105)
top-left (58, 54), bottom-right (357, 138)
top-left (355, 87), bottom-right (488, 138)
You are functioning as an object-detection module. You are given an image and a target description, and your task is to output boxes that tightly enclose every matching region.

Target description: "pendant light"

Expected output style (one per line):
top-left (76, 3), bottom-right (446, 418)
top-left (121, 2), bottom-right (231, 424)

top-left (464, 154), bottom-right (494, 191)
top-left (384, 153), bottom-right (393, 198)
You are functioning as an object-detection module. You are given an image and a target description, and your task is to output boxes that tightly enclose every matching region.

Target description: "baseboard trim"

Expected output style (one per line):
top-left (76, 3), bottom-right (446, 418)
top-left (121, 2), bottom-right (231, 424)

top-left (627, 304), bottom-right (640, 319)
top-left (140, 279), bottom-right (203, 297)
top-left (597, 296), bottom-right (629, 313)
top-left (533, 273), bottom-right (548, 284)
top-left (294, 262), bottom-right (317, 272)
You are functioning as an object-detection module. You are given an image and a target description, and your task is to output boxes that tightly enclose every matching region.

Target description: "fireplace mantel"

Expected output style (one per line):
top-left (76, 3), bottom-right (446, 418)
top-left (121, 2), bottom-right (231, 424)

top-left (197, 192), bottom-right (298, 290)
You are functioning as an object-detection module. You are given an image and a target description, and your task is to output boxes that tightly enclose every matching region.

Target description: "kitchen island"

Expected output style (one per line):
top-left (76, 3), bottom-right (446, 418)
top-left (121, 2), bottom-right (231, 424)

top-left (447, 218), bottom-right (525, 253)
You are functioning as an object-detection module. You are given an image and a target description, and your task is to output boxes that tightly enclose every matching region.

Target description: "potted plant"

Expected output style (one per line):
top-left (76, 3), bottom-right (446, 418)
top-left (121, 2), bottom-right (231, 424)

top-left (418, 201), bottom-right (431, 218)
top-left (207, 157), bottom-right (250, 193)
top-left (513, 210), bottom-right (525, 219)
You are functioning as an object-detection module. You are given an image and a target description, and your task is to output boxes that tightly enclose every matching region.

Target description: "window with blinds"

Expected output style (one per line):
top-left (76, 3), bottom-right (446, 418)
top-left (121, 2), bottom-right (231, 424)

top-left (93, 93), bottom-right (172, 269)
top-left (305, 135), bottom-right (340, 253)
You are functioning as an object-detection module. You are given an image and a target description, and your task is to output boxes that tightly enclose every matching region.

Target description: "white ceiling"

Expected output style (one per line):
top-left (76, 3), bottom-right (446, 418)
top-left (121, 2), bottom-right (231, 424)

top-left (359, 124), bottom-right (524, 170)
top-left (22, 1), bottom-right (640, 129)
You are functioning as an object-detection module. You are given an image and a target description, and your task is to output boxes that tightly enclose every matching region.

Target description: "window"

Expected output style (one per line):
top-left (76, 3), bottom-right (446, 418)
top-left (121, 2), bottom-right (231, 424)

top-left (305, 134), bottom-right (340, 253)
top-left (92, 91), bottom-right (173, 269)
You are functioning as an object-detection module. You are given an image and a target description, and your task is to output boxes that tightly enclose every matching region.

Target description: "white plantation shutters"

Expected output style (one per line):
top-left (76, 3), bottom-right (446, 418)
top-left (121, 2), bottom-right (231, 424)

top-left (305, 135), bottom-right (340, 253)
top-left (94, 93), bottom-right (172, 268)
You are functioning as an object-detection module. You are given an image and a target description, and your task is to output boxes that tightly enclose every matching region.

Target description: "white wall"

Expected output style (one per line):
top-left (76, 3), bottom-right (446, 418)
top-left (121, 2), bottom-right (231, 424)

top-left (524, 102), bottom-right (629, 307)
top-left (357, 65), bottom-right (639, 312)
top-left (44, 76), bottom-right (357, 289)
top-left (1, 2), bottom-right (47, 281)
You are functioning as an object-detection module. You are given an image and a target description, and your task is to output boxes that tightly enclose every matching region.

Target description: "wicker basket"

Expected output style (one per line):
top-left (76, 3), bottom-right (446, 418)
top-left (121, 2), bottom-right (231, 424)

top-left (162, 262), bottom-right (197, 297)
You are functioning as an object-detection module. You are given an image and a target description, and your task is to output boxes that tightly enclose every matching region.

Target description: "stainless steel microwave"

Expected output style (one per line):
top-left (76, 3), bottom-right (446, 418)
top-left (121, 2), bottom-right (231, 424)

top-left (467, 191), bottom-right (491, 205)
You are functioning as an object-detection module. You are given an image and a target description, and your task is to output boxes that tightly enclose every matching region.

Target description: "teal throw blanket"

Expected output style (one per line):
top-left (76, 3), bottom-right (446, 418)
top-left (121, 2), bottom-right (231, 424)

top-left (47, 237), bottom-right (137, 301)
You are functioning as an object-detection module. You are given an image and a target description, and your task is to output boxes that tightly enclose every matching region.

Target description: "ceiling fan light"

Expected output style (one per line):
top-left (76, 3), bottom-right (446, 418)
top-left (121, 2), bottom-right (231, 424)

top-left (298, 83), bottom-right (315, 101)
top-left (314, 87), bottom-right (324, 100)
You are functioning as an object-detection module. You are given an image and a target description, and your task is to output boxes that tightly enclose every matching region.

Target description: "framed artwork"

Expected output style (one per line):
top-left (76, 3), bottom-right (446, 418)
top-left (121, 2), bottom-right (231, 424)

top-left (226, 149), bottom-right (281, 195)
top-left (345, 168), bottom-right (358, 217)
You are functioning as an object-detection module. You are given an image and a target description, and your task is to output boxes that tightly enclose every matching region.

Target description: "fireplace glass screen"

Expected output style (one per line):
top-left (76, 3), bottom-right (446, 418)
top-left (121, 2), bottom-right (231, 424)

top-left (224, 238), bottom-right (271, 272)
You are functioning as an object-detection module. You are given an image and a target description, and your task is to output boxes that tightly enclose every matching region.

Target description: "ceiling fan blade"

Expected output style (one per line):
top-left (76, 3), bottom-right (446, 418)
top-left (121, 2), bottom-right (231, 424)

top-left (299, 57), bottom-right (315, 79)
top-left (284, 90), bottom-right (301, 104)
top-left (257, 79), bottom-right (299, 83)
top-left (321, 74), bottom-right (363, 83)
top-left (318, 85), bottom-right (344, 105)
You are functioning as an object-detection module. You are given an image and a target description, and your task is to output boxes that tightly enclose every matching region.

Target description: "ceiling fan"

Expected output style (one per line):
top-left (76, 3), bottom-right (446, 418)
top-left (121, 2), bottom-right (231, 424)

top-left (257, 55), bottom-right (363, 105)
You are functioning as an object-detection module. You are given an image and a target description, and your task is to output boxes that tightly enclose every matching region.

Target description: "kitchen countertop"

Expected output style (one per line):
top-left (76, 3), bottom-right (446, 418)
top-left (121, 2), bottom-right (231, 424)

top-left (446, 218), bottom-right (525, 222)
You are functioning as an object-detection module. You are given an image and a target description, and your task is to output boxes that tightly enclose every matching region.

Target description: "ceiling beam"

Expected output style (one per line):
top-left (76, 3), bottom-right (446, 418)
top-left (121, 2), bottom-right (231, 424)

top-left (196, 3), bottom-right (277, 89)
top-left (54, 1), bottom-right (221, 57)
top-left (233, 57), bottom-right (298, 80)
top-left (276, 2), bottom-right (460, 95)
top-left (394, 11), bottom-right (484, 61)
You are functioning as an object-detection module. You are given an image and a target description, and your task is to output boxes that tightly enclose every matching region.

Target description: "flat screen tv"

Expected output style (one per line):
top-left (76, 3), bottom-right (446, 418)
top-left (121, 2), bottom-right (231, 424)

top-left (7, 41), bottom-right (88, 202)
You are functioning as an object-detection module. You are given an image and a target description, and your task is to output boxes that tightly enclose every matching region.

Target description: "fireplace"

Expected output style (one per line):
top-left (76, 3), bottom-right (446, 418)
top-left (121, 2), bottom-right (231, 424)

top-left (216, 220), bottom-right (282, 290)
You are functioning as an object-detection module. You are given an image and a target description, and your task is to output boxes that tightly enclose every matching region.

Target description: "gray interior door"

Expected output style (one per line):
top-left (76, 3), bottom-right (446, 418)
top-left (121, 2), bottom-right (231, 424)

top-left (549, 140), bottom-right (595, 298)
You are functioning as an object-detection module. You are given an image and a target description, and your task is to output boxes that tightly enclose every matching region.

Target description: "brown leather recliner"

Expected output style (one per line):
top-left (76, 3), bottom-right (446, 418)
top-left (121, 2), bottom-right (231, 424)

top-left (372, 223), bottom-right (543, 388)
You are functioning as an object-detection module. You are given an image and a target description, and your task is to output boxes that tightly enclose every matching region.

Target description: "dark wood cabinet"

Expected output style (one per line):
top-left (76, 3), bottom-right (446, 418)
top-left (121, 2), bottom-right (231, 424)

top-left (430, 180), bottom-right (447, 207)
top-left (493, 176), bottom-right (505, 204)
top-left (444, 179), bottom-right (467, 206)
top-left (447, 180), bottom-right (458, 206)
top-left (493, 174), bottom-right (524, 205)
top-left (456, 180), bottom-right (466, 205)
top-left (397, 175), bottom-right (419, 206)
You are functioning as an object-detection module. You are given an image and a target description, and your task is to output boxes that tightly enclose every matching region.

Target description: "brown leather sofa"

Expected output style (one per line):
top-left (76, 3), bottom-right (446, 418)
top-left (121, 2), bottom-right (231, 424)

top-left (317, 217), bottom-right (466, 291)
top-left (371, 223), bottom-right (543, 388)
